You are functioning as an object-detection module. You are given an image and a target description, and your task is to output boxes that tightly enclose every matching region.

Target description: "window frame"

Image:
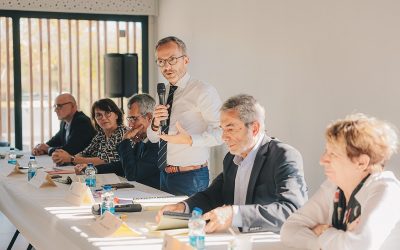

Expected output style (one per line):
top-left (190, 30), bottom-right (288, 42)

top-left (0, 10), bottom-right (149, 149)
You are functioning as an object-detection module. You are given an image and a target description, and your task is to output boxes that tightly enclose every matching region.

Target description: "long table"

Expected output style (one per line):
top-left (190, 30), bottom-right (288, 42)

top-left (0, 154), bottom-right (299, 250)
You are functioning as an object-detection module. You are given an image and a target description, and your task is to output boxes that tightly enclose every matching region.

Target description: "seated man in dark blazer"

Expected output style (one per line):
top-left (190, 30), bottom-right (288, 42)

top-left (32, 93), bottom-right (96, 156)
top-left (89, 94), bottom-right (160, 189)
top-left (157, 94), bottom-right (308, 233)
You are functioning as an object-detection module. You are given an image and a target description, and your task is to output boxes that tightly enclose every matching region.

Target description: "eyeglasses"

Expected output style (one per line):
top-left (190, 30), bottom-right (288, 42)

top-left (126, 114), bottom-right (146, 123)
top-left (94, 111), bottom-right (112, 120)
top-left (53, 102), bottom-right (72, 110)
top-left (156, 55), bottom-right (185, 67)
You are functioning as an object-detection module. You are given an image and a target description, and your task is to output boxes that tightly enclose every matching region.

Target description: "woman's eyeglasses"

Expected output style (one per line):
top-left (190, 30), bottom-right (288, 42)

top-left (94, 111), bottom-right (112, 120)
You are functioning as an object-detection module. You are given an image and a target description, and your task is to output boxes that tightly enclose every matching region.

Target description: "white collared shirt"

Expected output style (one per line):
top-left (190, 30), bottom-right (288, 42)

top-left (64, 121), bottom-right (71, 142)
top-left (147, 73), bottom-right (223, 166)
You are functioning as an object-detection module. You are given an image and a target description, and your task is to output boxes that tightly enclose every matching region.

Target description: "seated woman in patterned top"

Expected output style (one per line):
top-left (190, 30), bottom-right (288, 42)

top-left (52, 98), bottom-right (127, 166)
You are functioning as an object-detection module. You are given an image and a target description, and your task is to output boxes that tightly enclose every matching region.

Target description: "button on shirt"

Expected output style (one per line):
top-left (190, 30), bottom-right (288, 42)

top-left (232, 133), bottom-right (265, 227)
top-left (147, 73), bottom-right (223, 166)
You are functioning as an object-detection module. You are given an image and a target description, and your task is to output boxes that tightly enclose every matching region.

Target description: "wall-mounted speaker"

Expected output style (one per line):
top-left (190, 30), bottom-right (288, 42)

top-left (104, 53), bottom-right (138, 98)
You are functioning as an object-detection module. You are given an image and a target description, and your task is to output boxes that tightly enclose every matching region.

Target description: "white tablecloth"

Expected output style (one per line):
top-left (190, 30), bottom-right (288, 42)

top-left (0, 155), bottom-right (301, 250)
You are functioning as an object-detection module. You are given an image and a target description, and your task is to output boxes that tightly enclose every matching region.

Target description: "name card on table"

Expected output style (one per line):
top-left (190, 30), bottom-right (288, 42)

top-left (3, 162), bottom-right (24, 177)
top-left (29, 169), bottom-right (56, 188)
top-left (65, 182), bottom-right (95, 206)
top-left (90, 211), bottom-right (140, 237)
top-left (162, 234), bottom-right (194, 250)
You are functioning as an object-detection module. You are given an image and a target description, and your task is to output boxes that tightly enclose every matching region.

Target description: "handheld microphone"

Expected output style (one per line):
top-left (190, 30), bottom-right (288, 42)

top-left (157, 83), bottom-right (166, 126)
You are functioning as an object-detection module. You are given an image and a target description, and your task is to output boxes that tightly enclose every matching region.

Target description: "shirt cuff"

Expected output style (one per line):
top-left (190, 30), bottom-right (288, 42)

top-left (146, 126), bottom-right (160, 143)
top-left (47, 147), bottom-right (55, 156)
top-left (182, 201), bottom-right (190, 213)
top-left (232, 205), bottom-right (243, 228)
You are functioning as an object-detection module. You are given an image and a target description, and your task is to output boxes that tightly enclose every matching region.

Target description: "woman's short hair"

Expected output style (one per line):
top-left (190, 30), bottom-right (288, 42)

top-left (326, 113), bottom-right (398, 166)
top-left (91, 98), bottom-right (123, 131)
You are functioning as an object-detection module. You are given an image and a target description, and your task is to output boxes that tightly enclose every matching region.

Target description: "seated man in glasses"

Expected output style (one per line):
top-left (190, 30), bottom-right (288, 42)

top-left (32, 93), bottom-right (96, 156)
top-left (74, 94), bottom-right (160, 189)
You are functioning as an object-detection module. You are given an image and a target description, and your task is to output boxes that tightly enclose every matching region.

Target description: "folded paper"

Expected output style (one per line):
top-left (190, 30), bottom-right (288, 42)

top-left (65, 181), bottom-right (95, 206)
top-left (162, 234), bottom-right (194, 250)
top-left (29, 169), bottom-right (57, 188)
top-left (3, 162), bottom-right (24, 177)
top-left (90, 211), bottom-right (140, 237)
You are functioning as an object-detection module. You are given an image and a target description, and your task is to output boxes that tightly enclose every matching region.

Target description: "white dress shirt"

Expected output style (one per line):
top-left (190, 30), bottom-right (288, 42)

top-left (147, 73), bottom-right (223, 166)
top-left (281, 171), bottom-right (400, 250)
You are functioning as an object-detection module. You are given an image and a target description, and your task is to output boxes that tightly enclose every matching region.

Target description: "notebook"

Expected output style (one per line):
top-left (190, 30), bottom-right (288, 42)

top-left (113, 189), bottom-right (188, 211)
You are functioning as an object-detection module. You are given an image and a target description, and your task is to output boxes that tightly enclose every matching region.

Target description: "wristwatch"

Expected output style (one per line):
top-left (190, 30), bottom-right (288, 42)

top-left (70, 155), bottom-right (76, 164)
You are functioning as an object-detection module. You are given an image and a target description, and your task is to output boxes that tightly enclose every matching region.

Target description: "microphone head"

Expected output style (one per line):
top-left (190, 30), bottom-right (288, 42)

top-left (157, 83), bottom-right (166, 94)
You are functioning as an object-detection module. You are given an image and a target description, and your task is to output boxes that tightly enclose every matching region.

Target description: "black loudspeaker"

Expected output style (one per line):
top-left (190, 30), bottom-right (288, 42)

top-left (104, 53), bottom-right (138, 98)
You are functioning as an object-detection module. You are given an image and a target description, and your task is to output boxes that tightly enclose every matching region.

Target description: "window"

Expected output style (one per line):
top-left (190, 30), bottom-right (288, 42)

top-left (0, 11), bottom-right (148, 149)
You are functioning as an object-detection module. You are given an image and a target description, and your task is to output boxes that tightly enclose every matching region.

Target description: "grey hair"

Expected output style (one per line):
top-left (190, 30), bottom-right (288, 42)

top-left (221, 94), bottom-right (266, 131)
top-left (155, 36), bottom-right (187, 55)
top-left (127, 93), bottom-right (155, 115)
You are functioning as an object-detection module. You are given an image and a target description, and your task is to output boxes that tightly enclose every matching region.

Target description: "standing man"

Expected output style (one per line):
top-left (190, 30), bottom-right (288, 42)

top-left (32, 93), bottom-right (96, 156)
top-left (157, 94), bottom-right (308, 233)
top-left (148, 36), bottom-right (223, 196)
top-left (79, 94), bottom-right (160, 189)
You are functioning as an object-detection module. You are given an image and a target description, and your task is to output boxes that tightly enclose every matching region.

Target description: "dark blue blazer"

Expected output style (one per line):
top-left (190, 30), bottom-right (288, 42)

top-left (185, 135), bottom-right (308, 233)
top-left (96, 139), bottom-right (160, 189)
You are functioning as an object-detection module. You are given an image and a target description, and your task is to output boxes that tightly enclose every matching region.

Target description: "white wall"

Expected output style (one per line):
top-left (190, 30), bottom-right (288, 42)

top-left (155, 0), bottom-right (400, 194)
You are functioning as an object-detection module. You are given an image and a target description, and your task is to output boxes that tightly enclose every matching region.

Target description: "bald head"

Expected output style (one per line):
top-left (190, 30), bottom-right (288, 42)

top-left (56, 93), bottom-right (76, 105)
top-left (54, 93), bottom-right (77, 122)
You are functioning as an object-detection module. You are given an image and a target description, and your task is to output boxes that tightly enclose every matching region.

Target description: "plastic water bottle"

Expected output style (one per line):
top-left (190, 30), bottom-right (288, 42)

top-left (85, 163), bottom-right (96, 189)
top-left (27, 156), bottom-right (38, 181)
top-left (188, 207), bottom-right (206, 250)
top-left (8, 147), bottom-right (17, 164)
top-left (101, 185), bottom-right (115, 214)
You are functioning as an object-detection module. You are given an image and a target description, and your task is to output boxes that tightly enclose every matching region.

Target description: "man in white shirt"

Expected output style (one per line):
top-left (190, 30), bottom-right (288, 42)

top-left (157, 94), bottom-right (308, 233)
top-left (147, 36), bottom-right (223, 196)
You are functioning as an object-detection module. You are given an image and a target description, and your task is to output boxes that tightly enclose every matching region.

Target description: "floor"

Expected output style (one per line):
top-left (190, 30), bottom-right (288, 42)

top-left (0, 212), bottom-right (33, 250)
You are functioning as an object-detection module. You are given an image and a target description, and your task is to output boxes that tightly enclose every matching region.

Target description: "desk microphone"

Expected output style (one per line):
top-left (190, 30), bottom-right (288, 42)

top-left (91, 203), bottom-right (143, 215)
top-left (157, 83), bottom-right (166, 126)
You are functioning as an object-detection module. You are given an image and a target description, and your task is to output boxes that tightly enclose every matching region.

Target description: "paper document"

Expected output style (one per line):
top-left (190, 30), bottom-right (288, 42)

top-left (147, 215), bottom-right (189, 231)
top-left (134, 196), bottom-right (188, 211)
top-left (114, 189), bottom-right (173, 200)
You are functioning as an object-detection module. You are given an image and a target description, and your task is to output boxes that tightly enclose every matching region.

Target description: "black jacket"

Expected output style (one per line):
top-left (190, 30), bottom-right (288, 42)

top-left (47, 111), bottom-right (96, 156)
top-left (96, 139), bottom-right (160, 189)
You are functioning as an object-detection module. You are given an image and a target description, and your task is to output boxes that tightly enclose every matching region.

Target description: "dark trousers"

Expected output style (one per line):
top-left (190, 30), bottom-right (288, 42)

top-left (160, 167), bottom-right (209, 196)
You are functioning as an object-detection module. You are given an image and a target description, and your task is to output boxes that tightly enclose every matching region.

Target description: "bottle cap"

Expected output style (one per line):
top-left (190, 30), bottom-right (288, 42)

top-left (10, 147), bottom-right (14, 150)
top-left (30, 156), bottom-right (35, 160)
top-left (193, 207), bottom-right (203, 215)
top-left (103, 185), bottom-right (112, 191)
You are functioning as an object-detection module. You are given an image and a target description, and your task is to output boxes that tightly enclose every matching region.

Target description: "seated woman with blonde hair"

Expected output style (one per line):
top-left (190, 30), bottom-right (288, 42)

top-left (281, 113), bottom-right (400, 250)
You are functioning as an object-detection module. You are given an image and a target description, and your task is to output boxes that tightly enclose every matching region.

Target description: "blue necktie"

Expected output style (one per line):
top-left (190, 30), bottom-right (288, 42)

top-left (157, 85), bottom-right (178, 170)
top-left (138, 141), bottom-right (144, 158)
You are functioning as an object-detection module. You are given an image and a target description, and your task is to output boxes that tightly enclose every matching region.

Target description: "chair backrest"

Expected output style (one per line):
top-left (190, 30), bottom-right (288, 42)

top-left (0, 141), bottom-right (10, 147)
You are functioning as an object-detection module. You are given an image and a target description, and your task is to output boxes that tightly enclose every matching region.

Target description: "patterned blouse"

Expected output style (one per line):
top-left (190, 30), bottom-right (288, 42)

top-left (79, 125), bottom-right (128, 163)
